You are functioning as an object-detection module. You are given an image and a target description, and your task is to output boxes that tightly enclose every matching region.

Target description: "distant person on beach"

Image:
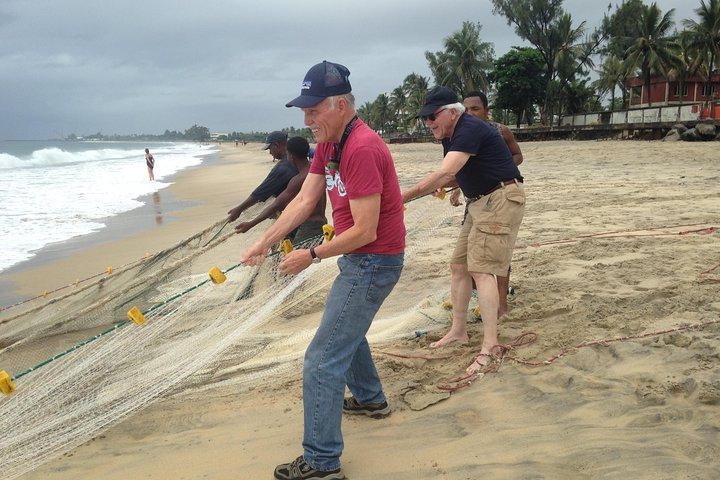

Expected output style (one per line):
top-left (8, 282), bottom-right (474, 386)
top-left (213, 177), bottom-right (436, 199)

top-left (401, 86), bottom-right (525, 374)
top-left (240, 60), bottom-right (405, 480)
top-left (226, 131), bottom-right (298, 222)
top-left (443, 90), bottom-right (525, 320)
top-left (234, 136), bottom-right (327, 243)
top-left (144, 148), bottom-right (155, 181)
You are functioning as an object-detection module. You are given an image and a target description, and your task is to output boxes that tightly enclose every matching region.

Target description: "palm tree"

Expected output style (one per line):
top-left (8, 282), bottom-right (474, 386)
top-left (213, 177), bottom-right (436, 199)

top-left (547, 13), bottom-right (592, 120)
top-left (357, 101), bottom-right (375, 129)
top-left (624, 3), bottom-right (681, 107)
top-left (373, 94), bottom-right (392, 135)
top-left (425, 21), bottom-right (494, 94)
top-left (595, 56), bottom-right (621, 111)
top-left (389, 86), bottom-right (409, 131)
top-left (424, 50), bottom-right (452, 90)
top-left (670, 32), bottom-right (704, 107)
top-left (401, 73), bottom-right (429, 98)
top-left (401, 73), bottom-right (430, 131)
top-left (595, 55), bottom-right (634, 110)
top-left (490, 0), bottom-right (606, 124)
top-left (682, 0), bottom-right (720, 101)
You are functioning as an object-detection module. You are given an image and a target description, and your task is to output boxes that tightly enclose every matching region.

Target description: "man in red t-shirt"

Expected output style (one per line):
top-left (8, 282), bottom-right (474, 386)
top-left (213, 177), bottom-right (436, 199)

top-left (240, 61), bottom-right (405, 480)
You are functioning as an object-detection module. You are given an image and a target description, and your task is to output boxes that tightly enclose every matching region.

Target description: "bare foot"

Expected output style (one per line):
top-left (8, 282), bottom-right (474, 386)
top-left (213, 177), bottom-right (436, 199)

top-left (429, 332), bottom-right (469, 349)
top-left (466, 352), bottom-right (492, 375)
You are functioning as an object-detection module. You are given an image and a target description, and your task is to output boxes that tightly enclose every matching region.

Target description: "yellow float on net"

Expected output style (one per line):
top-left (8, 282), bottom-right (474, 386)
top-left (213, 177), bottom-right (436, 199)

top-left (208, 266), bottom-right (227, 284)
top-left (127, 306), bottom-right (146, 326)
top-left (0, 370), bottom-right (16, 396)
top-left (322, 224), bottom-right (335, 242)
top-left (106, 266), bottom-right (113, 274)
top-left (280, 239), bottom-right (294, 255)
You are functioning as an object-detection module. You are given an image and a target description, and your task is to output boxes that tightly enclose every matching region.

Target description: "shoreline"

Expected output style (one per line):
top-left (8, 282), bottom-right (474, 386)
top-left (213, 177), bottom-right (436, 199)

top-left (0, 143), bottom-right (270, 307)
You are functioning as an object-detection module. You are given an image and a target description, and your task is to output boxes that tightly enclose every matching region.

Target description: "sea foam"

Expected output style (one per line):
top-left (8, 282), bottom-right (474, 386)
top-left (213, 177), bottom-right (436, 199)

top-left (0, 142), bottom-right (217, 272)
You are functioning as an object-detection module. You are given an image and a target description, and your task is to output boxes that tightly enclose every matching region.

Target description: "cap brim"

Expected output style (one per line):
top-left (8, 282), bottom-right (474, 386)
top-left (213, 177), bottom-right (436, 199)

top-left (285, 94), bottom-right (326, 108)
top-left (261, 143), bottom-right (271, 150)
top-left (416, 104), bottom-right (441, 118)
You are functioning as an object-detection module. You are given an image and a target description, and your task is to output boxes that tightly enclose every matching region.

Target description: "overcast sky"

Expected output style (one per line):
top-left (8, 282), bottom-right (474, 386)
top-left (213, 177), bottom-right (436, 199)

top-left (1, 0), bottom-right (690, 140)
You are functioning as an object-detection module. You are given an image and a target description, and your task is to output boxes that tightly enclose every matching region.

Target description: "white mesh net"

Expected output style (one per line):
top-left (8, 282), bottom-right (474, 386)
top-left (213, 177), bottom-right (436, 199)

top-left (0, 197), bottom-right (458, 479)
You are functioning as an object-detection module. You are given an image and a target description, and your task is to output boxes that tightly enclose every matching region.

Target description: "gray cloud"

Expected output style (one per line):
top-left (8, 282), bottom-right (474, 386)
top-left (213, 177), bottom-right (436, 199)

top-left (0, 0), bottom-right (689, 139)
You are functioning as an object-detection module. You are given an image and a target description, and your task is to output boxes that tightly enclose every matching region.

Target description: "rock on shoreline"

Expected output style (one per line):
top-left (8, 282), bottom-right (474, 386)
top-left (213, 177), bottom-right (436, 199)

top-left (664, 121), bottom-right (720, 142)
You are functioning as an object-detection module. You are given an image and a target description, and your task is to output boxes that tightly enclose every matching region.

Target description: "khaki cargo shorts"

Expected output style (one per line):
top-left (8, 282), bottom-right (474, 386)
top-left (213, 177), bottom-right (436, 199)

top-left (450, 182), bottom-right (525, 276)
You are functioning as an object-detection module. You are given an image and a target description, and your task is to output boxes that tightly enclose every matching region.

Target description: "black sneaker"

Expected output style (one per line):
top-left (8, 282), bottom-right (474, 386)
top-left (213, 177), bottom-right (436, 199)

top-left (342, 396), bottom-right (391, 419)
top-left (274, 456), bottom-right (345, 480)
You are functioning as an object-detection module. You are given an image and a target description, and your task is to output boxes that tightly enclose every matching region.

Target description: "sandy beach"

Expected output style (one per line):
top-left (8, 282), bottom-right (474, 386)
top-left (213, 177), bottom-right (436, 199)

top-left (2, 139), bottom-right (719, 480)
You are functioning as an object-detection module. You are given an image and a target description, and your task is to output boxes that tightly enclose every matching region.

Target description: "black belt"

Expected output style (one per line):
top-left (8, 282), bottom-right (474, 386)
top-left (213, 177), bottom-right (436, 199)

top-left (467, 178), bottom-right (522, 203)
top-left (462, 179), bottom-right (522, 225)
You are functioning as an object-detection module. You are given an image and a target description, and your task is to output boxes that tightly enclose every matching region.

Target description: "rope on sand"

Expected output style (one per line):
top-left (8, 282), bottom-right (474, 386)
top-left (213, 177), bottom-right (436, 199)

top-left (506, 318), bottom-right (720, 368)
top-left (382, 319), bottom-right (720, 393)
top-left (515, 223), bottom-right (717, 250)
top-left (699, 263), bottom-right (720, 283)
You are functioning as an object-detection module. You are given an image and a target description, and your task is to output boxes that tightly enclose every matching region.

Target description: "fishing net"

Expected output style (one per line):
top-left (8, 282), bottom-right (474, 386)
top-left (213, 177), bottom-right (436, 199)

top-left (0, 196), bottom-right (459, 479)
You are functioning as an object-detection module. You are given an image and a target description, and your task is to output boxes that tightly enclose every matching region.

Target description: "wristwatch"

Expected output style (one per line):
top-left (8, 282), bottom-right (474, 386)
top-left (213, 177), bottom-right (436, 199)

top-left (309, 247), bottom-right (321, 264)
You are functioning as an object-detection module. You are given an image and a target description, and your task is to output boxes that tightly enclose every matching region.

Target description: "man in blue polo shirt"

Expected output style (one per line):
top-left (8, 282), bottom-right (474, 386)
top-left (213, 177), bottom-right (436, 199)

top-left (401, 86), bottom-right (525, 375)
top-left (227, 131), bottom-right (299, 227)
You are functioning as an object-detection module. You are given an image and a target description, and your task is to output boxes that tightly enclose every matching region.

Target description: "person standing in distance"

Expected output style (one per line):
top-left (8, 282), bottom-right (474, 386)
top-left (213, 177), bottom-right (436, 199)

top-left (240, 61), bottom-right (406, 480)
top-left (144, 148), bottom-right (155, 181)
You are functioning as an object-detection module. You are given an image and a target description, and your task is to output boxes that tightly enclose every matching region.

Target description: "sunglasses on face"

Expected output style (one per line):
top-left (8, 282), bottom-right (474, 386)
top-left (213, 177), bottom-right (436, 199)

top-left (421, 107), bottom-right (448, 122)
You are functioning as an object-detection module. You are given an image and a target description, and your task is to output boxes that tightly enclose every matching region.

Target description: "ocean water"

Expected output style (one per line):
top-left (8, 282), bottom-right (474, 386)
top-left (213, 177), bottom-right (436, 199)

top-left (0, 141), bottom-right (218, 273)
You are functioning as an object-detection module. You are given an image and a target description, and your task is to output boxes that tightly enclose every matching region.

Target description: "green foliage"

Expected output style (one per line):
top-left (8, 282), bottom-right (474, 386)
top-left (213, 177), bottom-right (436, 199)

top-left (624, 2), bottom-right (681, 106)
top-left (559, 77), bottom-right (602, 114)
top-left (682, 0), bottom-right (720, 95)
top-left (594, 54), bottom-right (634, 110)
top-left (491, 0), bottom-right (565, 72)
top-left (425, 21), bottom-right (495, 93)
top-left (360, 21), bottom-right (496, 137)
top-left (358, 71), bottom-right (431, 135)
top-left (490, 0), bottom-right (604, 124)
top-left (183, 124), bottom-right (211, 142)
top-left (490, 47), bottom-right (546, 127)
top-left (600, 0), bottom-right (646, 59)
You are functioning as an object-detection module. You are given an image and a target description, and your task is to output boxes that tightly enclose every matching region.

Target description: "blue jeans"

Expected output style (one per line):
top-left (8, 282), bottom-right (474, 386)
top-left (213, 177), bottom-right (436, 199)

top-left (302, 253), bottom-right (404, 471)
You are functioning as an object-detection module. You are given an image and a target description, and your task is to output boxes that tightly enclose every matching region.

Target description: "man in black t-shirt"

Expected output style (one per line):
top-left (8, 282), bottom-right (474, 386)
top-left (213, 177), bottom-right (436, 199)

top-left (227, 131), bottom-right (299, 224)
top-left (401, 86), bottom-right (525, 375)
top-left (447, 91), bottom-right (524, 320)
top-left (234, 137), bottom-right (327, 243)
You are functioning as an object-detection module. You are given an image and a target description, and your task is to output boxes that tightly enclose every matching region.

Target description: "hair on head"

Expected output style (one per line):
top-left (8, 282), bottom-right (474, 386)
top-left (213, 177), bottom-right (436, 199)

top-left (465, 91), bottom-right (489, 108)
top-left (287, 136), bottom-right (310, 158)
